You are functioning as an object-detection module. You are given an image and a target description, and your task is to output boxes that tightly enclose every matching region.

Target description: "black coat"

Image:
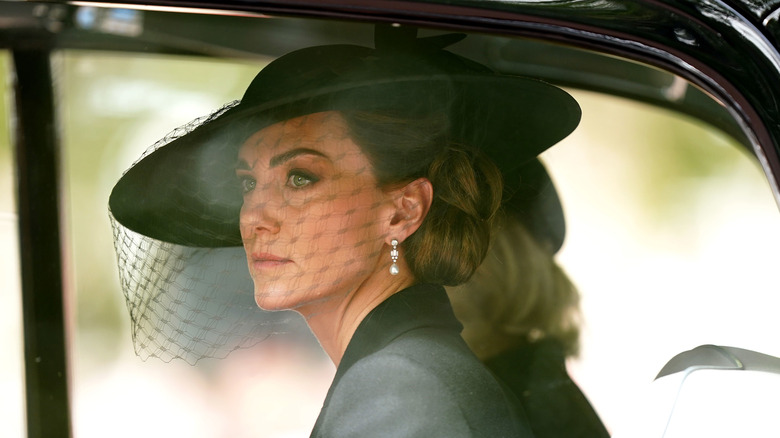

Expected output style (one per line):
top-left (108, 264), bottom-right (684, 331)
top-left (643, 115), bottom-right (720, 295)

top-left (310, 284), bottom-right (533, 438)
top-left (486, 339), bottom-right (610, 438)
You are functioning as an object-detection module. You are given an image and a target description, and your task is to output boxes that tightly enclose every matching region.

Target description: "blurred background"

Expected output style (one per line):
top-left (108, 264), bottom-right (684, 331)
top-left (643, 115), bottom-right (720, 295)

top-left (1, 18), bottom-right (780, 437)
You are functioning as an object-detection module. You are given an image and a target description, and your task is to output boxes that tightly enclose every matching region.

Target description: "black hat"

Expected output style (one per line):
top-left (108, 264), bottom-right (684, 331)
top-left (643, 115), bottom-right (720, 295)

top-left (504, 159), bottom-right (567, 253)
top-left (109, 25), bottom-right (580, 248)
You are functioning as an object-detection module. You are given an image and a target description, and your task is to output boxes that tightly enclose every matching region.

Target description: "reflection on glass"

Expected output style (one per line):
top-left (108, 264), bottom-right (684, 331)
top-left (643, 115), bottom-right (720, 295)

top-left (55, 42), bottom-right (780, 438)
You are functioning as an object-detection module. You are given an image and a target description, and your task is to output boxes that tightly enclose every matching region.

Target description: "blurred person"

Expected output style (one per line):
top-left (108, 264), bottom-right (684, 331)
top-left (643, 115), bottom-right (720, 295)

top-left (108, 25), bottom-right (580, 437)
top-left (447, 165), bottom-right (610, 438)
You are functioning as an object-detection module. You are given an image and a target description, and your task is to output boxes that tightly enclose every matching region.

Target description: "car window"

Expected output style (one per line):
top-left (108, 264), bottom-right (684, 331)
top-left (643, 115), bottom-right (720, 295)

top-left (0, 50), bottom-right (25, 438)
top-left (3, 7), bottom-right (780, 438)
top-left (543, 89), bottom-right (780, 435)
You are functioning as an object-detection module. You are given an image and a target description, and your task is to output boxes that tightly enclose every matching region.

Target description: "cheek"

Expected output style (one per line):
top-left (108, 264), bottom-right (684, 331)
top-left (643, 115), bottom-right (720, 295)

top-left (307, 194), bottom-right (387, 257)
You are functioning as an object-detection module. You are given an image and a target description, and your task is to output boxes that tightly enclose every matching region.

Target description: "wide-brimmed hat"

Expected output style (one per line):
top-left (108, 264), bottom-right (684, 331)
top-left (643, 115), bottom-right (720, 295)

top-left (108, 25), bottom-right (579, 363)
top-left (109, 25), bottom-right (580, 248)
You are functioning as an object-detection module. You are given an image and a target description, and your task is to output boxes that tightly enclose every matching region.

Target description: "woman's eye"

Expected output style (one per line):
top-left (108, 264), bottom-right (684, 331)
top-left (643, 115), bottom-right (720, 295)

top-left (287, 171), bottom-right (318, 188)
top-left (240, 177), bottom-right (256, 194)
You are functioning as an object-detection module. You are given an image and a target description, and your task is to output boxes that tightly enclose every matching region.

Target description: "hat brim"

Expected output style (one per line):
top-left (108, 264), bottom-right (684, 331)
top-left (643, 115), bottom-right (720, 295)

top-left (109, 73), bottom-right (579, 247)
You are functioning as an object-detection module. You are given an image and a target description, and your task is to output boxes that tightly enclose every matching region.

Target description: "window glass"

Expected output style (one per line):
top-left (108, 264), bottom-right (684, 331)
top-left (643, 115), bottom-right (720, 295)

top-left (60, 50), bottom-right (334, 438)
top-left (53, 17), bottom-right (780, 438)
top-left (544, 90), bottom-right (780, 434)
top-left (0, 50), bottom-right (25, 438)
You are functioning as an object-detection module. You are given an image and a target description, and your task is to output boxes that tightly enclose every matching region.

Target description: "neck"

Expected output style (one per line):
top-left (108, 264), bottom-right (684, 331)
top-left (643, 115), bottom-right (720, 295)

top-left (298, 259), bottom-right (415, 366)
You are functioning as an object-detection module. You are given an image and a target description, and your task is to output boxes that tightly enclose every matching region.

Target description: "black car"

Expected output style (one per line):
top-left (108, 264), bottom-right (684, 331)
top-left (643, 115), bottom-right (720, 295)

top-left (2, 1), bottom-right (779, 437)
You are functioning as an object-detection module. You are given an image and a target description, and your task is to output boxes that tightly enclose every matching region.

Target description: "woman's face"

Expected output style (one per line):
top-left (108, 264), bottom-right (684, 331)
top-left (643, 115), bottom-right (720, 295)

top-left (236, 111), bottom-right (393, 313)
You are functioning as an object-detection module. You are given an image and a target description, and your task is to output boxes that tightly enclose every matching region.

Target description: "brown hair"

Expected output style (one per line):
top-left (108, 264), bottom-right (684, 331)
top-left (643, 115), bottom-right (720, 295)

top-left (446, 214), bottom-right (581, 360)
top-left (342, 109), bottom-right (503, 286)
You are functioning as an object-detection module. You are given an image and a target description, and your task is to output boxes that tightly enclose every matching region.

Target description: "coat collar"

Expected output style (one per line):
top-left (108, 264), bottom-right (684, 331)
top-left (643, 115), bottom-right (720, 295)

top-left (328, 283), bottom-right (462, 398)
top-left (309, 283), bottom-right (465, 437)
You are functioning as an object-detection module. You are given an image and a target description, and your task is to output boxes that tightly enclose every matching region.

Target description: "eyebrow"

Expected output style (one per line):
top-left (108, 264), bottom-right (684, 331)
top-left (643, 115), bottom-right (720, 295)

top-left (269, 148), bottom-right (329, 168)
top-left (235, 147), bottom-right (330, 173)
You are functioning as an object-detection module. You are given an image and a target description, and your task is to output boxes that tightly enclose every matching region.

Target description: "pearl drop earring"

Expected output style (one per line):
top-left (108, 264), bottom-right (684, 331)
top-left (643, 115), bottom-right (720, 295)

top-left (389, 239), bottom-right (399, 275)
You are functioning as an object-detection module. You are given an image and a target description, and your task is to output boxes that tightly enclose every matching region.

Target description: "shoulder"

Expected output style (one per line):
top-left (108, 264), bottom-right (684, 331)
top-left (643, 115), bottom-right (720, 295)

top-left (316, 329), bottom-right (529, 438)
top-left (320, 346), bottom-right (470, 437)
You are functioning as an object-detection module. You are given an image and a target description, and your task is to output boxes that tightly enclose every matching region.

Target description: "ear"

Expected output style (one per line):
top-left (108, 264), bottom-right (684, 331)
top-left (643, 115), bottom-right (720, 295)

top-left (385, 177), bottom-right (433, 244)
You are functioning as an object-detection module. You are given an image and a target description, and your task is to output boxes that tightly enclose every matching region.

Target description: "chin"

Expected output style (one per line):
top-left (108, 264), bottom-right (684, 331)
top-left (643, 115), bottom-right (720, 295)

top-left (253, 290), bottom-right (296, 312)
top-left (252, 281), bottom-right (317, 312)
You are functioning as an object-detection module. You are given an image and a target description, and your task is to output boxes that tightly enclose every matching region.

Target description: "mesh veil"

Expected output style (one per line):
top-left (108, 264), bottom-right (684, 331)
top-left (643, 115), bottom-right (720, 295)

top-left (107, 28), bottom-right (581, 364)
top-left (109, 102), bottom-right (302, 364)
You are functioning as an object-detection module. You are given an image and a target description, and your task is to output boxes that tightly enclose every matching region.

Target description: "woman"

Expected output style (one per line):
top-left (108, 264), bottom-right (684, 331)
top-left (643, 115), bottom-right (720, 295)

top-left (446, 162), bottom-right (610, 438)
top-left (109, 25), bottom-right (580, 437)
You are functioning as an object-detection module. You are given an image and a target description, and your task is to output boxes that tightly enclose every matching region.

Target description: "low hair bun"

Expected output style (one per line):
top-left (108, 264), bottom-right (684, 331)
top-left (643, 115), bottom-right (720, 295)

top-left (404, 146), bottom-right (503, 285)
top-left (342, 110), bottom-right (503, 286)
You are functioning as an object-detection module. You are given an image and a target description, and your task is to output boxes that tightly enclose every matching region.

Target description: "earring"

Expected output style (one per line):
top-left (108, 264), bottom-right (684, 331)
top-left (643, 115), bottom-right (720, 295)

top-left (389, 239), bottom-right (400, 275)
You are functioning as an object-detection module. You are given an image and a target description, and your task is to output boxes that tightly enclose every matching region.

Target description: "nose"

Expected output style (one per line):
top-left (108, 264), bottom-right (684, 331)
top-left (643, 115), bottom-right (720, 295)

top-left (239, 184), bottom-right (283, 239)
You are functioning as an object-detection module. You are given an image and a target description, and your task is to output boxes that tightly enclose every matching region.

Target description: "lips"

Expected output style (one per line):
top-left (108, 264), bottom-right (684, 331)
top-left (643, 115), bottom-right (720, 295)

top-left (249, 252), bottom-right (292, 270)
